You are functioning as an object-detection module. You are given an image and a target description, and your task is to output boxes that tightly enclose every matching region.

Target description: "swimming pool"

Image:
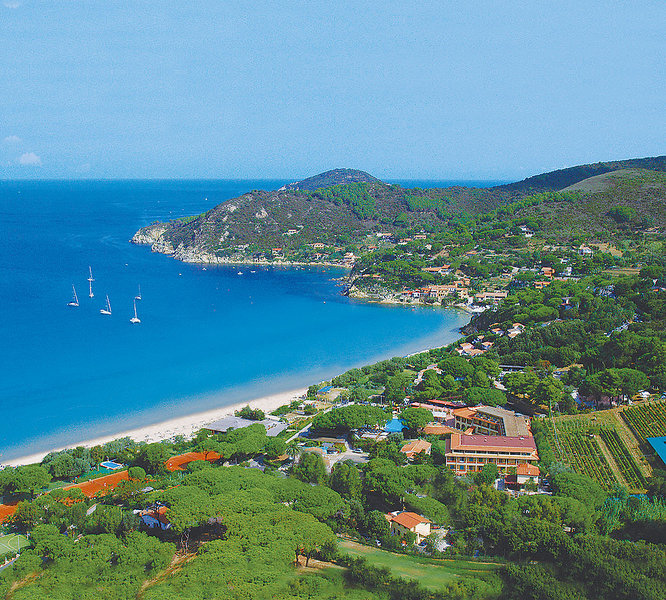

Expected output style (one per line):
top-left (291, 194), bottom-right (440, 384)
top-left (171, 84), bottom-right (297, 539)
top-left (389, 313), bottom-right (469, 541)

top-left (100, 460), bottom-right (124, 470)
top-left (384, 418), bottom-right (406, 433)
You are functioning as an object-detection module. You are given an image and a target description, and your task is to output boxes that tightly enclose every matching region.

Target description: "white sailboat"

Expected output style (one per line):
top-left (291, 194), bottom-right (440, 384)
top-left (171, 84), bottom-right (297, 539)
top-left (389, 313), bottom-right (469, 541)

top-left (67, 285), bottom-right (79, 307)
top-left (130, 298), bottom-right (141, 324)
top-left (135, 285), bottom-right (142, 301)
top-left (100, 294), bottom-right (112, 315)
top-left (87, 266), bottom-right (95, 298)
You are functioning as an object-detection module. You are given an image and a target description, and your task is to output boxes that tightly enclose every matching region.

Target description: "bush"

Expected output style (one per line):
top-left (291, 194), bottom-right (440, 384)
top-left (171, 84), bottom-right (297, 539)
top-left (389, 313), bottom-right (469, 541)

top-left (128, 466), bottom-right (146, 480)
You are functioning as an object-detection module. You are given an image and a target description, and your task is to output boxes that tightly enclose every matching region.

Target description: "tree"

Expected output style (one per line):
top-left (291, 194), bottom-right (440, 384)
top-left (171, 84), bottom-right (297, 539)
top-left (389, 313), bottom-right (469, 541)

top-left (400, 407), bottom-right (433, 431)
top-left (463, 386), bottom-right (507, 406)
top-left (383, 372), bottom-right (413, 403)
top-left (235, 405), bottom-right (265, 421)
top-left (293, 451), bottom-right (327, 484)
top-left (1, 465), bottom-right (52, 498)
top-left (135, 442), bottom-right (170, 475)
top-left (264, 437), bottom-right (287, 460)
top-left (475, 463), bottom-right (499, 485)
top-left (292, 485), bottom-right (344, 520)
top-left (364, 458), bottom-right (408, 505)
top-left (195, 436), bottom-right (221, 461)
top-left (329, 461), bottom-right (362, 501)
top-left (311, 404), bottom-right (388, 432)
top-left (10, 500), bottom-right (41, 530)
top-left (438, 355), bottom-right (474, 378)
top-left (160, 485), bottom-right (219, 550)
top-left (551, 471), bottom-right (607, 509)
top-left (128, 466), bottom-right (146, 481)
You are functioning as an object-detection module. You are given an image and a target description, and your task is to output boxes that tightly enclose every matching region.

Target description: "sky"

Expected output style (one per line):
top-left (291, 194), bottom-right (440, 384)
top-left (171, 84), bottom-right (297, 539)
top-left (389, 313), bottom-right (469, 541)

top-left (1, 1), bottom-right (664, 180)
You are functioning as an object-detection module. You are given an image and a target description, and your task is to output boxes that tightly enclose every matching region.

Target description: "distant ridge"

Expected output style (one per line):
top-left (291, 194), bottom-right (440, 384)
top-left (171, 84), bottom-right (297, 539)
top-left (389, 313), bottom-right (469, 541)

top-left (498, 155), bottom-right (666, 195)
top-left (282, 168), bottom-right (381, 191)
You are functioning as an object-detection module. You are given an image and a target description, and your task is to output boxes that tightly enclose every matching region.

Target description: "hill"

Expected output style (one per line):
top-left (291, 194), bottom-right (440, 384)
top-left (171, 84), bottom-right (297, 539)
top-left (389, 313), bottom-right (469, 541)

top-left (513, 168), bottom-right (666, 236)
top-left (281, 168), bottom-right (381, 191)
top-left (131, 155), bottom-right (666, 264)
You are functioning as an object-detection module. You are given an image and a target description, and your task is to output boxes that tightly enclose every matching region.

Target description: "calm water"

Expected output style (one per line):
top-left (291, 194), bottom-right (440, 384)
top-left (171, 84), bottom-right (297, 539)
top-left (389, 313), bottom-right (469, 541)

top-left (0, 179), bottom-right (493, 461)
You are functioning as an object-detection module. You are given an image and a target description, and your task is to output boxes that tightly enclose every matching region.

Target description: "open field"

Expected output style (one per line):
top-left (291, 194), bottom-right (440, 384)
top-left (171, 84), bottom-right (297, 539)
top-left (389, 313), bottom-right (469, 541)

top-left (0, 534), bottom-right (30, 556)
top-left (339, 538), bottom-right (502, 596)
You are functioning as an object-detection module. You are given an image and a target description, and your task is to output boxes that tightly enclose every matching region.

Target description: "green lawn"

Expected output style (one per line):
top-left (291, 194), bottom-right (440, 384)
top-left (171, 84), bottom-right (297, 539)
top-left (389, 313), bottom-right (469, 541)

top-left (339, 539), bottom-right (502, 596)
top-left (0, 534), bottom-right (30, 556)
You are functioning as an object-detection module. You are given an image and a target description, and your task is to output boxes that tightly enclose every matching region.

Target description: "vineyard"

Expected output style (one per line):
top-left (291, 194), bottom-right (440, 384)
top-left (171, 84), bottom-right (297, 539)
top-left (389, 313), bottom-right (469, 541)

top-left (547, 419), bottom-right (617, 490)
top-left (621, 401), bottom-right (666, 443)
top-left (598, 428), bottom-right (646, 490)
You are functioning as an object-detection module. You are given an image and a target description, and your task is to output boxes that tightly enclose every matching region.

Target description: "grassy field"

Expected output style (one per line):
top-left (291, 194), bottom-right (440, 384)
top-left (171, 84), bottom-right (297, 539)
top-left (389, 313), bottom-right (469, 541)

top-left (339, 539), bottom-right (502, 596)
top-left (0, 534), bottom-right (30, 556)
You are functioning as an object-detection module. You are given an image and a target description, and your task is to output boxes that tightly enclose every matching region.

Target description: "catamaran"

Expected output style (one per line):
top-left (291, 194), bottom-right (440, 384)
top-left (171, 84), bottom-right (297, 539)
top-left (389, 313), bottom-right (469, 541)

top-left (67, 285), bottom-right (79, 307)
top-left (130, 298), bottom-right (141, 324)
top-left (135, 285), bottom-right (142, 301)
top-left (100, 294), bottom-right (112, 315)
top-left (87, 266), bottom-right (95, 298)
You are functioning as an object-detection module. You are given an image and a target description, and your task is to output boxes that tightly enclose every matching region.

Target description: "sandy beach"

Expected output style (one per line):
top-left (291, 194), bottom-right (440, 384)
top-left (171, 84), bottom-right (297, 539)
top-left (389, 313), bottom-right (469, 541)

top-left (4, 387), bottom-right (307, 467)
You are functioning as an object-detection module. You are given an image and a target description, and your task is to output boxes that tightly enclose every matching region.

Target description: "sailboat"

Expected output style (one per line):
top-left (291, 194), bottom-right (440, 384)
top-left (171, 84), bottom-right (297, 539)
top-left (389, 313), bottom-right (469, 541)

top-left (87, 266), bottom-right (95, 298)
top-left (100, 295), bottom-right (112, 315)
top-left (130, 298), bottom-right (141, 324)
top-left (135, 285), bottom-right (142, 301)
top-left (67, 285), bottom-right (79, 307)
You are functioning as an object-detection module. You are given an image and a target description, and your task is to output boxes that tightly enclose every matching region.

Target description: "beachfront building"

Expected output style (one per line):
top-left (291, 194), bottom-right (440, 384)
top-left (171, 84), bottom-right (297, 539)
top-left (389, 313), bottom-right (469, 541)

top-left (445, 433), bottom-right (539, 475)
top-left (385, 511), bottom-right (432, 544)
top-left (452, 406), bottom-right (531, 438)
top-left (206, 416), bottom-right (287, 437)
top-left (474, 291), bottom-right (508, 306)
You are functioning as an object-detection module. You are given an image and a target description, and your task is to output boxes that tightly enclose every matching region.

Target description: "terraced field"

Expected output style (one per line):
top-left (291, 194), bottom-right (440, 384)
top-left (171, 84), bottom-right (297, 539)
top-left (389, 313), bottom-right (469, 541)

top-left (547, 419), bottom-right (617, 489)
top-left (598, 428), bottom-right (646, 489)
top-left (621, 401), bottom-right (666, 444)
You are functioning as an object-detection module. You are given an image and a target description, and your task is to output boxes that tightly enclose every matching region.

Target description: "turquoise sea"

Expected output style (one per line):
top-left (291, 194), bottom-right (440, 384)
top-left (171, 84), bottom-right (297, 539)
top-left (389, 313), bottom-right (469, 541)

top-left (0, 179), bottom-right (500, 461)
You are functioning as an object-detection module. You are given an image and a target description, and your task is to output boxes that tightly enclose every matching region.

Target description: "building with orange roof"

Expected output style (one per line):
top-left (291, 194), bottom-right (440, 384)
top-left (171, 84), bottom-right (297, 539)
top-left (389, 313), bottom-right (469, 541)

top-left (516, 462), bottom-right (540, 484)
top-left (423, 423), bottom-right (458, 435)
top-left (385, 511), bottom-right (432, 543)
top-left (400, 439), bottom-right (432, 459)
top-left (453, 405), bottom-right (531, 437)
top-left (445, 433), bottom-right (538, 475)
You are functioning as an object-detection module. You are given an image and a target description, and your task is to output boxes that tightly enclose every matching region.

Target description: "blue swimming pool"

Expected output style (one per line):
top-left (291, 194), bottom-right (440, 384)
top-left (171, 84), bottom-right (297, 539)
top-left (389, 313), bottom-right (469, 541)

top-left (100, 460), bottom-right (124, 470)
top-left (384, 418), bottom-right (406, 433)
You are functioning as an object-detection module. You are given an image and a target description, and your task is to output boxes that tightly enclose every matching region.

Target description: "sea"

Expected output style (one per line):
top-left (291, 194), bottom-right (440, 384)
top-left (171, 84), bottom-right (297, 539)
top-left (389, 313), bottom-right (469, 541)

top-left (0, 179), bottom-right (503, 461)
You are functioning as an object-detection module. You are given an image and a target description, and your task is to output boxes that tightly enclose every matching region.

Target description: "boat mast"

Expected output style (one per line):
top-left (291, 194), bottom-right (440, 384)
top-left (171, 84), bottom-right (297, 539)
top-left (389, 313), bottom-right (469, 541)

top-left (88, 266), bottom-right (95, 298)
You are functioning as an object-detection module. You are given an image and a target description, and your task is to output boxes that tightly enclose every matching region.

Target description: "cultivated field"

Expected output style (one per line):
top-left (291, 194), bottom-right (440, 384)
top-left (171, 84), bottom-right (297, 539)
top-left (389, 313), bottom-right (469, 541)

top-left (621, 401), bottom-right (666, 444)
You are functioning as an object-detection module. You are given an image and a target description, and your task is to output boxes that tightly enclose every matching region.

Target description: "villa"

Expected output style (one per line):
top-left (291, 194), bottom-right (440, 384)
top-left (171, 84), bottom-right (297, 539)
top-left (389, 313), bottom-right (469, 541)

top-left (385, 511), bottom-right (432, 544)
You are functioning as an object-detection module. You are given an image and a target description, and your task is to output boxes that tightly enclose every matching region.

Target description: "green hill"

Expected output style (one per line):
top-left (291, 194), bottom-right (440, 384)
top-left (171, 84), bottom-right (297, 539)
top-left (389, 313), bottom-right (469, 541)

top-left (131, 156), bottom-right (666, 263)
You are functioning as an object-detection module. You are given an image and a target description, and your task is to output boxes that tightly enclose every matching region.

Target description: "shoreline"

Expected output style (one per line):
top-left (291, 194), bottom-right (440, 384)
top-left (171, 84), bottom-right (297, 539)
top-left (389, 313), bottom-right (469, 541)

top-left (3, 387), bottom-right (307, 468)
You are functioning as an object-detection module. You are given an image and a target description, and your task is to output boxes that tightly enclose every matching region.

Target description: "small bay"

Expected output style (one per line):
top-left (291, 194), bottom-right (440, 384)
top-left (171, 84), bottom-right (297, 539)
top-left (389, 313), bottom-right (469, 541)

top-left (0, 179), bottom-right (487, 461)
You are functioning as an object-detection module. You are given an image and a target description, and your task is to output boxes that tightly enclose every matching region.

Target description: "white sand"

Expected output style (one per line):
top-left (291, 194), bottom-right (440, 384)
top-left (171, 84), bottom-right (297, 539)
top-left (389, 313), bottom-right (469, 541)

top-left (4, 387), bottom-right (307, 467)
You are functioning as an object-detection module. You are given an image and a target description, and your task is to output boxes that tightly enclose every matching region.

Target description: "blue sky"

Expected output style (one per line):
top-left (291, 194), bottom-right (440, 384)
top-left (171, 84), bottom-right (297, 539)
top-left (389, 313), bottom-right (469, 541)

top-left (1, 1), bottom-right (663, 180)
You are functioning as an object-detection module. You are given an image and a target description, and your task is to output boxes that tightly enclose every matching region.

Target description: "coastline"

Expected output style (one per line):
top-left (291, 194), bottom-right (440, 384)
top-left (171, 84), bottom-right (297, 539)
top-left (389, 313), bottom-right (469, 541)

top-left (4, 387), bottom-right (307, 468)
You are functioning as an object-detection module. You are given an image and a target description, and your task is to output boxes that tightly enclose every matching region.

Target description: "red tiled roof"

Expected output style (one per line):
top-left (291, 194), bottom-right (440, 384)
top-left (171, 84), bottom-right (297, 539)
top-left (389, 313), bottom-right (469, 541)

top-left (517, 463), bottom-right (540, 476)
top-left (423, 424), bottom-right (458, 435)
top-left (453, 407), bottom-right (477, 419)
top-left (388, 511), bottom-right (431, 529)
top-left (450, 433), bottom-right (536, 452)
top-left (401, 440), bottom-right (431, 455)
